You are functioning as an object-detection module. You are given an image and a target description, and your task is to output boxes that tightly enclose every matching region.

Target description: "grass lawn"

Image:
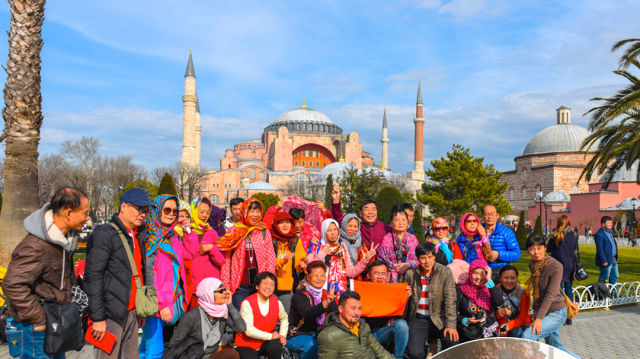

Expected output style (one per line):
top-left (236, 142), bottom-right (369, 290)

top-left (513, 244), bottom-right (640, 285)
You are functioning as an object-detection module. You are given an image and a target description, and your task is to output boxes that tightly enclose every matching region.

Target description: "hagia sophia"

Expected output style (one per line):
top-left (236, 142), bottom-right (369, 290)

top-left (179, 52), bottom-right (426, 207)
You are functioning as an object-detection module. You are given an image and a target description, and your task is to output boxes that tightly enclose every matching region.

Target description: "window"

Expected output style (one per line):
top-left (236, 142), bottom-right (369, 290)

top-left (573, 185), bottom-right (579, 194)
top-left (323, 163), bottom-right (327, 168)
top-left (316, 150), bottom-right (319, 157)
top-left (523, 169), bottom-right (527, 181)
top-left (211, 195), bottom-right (219, 203)
top-left (251, 168), bottom-right (256, 179)
top-left (294, 160), bottom-right (298, 166)
top-left (309, 162), bottom-right (314, 167)
top-left (510, 189), bottom-right (514, 200)
top-left (523, 188), bottom-right (527, 199)
top-left (242, 171), bottom-right (248, 178)
top-left (316, 161), bottom-right (320, 167)
top-left (302, 161), bottom-right (306, 166)
top-left (259, 172), bottom-right (265, 180)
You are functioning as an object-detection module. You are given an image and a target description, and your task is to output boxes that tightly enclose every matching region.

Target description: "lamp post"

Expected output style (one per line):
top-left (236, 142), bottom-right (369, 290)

top-left (544, 202), bottom-right (549, 235)
top-left (632, 198), bottom-right (639, 241)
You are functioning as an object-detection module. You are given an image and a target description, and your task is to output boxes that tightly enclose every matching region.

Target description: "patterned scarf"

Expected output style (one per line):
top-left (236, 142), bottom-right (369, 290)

top-left (339, 214), bottom-right (362, 266)
top-left (305, 284), bottom-right (325, 325)
top-left (281, 196), bottom-right (323, 232)
top-left (430, 237), bottom-right (454, 264)
top-left (525, 253), bottom-right (550, 301)
top-left (393, 232), bottom-right (411, 264)
top-left (320, 219), bottom-right (348, 297)
top-left (217, 198), bottom-right (268, 252)
top-left (460, 258), bottom-right (492, 311)
top-left (190, 197), bottom-right (213, 235)
top-left (270, 212), bottom-right (296, 245)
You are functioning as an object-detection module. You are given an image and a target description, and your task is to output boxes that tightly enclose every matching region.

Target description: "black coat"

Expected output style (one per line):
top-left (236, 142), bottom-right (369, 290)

top-left (456, 285), bottom-right (503, 340)
top-left (288, 286), bottom-right (338, 338)
top-left (84, 214), bottom-right (148, 323)
top-left (547, 230), bottom-right (577, 283)
top-left (162, 337), bottom-right (204, 359)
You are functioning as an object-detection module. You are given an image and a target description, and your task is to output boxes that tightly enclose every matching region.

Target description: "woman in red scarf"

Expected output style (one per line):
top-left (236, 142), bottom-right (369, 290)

top-left (455, 258), bottom-right (504, 342)
top-left (270, 211), bottom-right (298, 312)
top-left (217, 198), bottom-right (277, 310)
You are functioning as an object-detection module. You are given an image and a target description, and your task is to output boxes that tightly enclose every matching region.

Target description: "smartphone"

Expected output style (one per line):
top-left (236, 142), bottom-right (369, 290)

top-left (248, 267), bottom-right (257, 286)
top-left (328, 282), bottom-right (339, 293)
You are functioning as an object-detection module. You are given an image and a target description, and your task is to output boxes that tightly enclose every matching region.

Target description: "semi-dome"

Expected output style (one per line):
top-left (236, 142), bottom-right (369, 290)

top-left (523, 124), bottom-right (593, 156)
top-left (244, 181), bottom-right (276, 190)
top-left (315, 161), bottom-right (356, 184)
top-left (599, 161), bottom-right (639, 183)
top-left (264, 105), bottom-right (343, 135)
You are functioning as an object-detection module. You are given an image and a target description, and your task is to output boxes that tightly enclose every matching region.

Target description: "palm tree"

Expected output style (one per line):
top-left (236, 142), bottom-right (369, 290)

top-left (0, 0), bottom-right (46, 252)
top-left (579, 39), bottom-right (640, 189)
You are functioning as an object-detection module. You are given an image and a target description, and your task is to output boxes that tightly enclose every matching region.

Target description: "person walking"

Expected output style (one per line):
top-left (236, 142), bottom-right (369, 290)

top-left (594, 216), bottom-right (619, 285)
top-left (216, 198), bottom-right (277, 309)
top-left (85, 188), bottom-right (153, 359)
top-left (3, 187), bottom-right (90, 359)
top-left (427, 218), bottom-right (461, 266)
top-left (138, 195), bottom-right (187, 359)
top-left (521, 235), bottom-right (581, 358)
top-left (547, 215), bottom-right (577, 319)
top-left (495, 265), bottom-right (531, 337)
top-left (317, 291), bottom-right (394, 359)
top-left (481, 205), bottom-right (522, 283)
top-left (378, 208), bottom-right (419, 283)
top-left (164, 278), bottom-right (245, 359)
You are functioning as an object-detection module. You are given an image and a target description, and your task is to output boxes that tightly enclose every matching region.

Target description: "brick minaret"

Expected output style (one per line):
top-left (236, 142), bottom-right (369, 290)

top-left (381, 105), bottom-right (389, 170)
top-left (409, 75), bottom-right (425, 180)
top-left (181, 49), bottom-right (199, 168)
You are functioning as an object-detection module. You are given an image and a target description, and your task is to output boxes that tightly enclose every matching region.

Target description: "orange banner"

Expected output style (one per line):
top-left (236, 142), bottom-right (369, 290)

top-left (354, 281), bottom-right (409, 318)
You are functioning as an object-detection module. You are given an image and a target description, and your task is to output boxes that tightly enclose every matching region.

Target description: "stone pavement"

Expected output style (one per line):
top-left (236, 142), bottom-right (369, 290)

top-left (0, 305), bottom-right (637, 358)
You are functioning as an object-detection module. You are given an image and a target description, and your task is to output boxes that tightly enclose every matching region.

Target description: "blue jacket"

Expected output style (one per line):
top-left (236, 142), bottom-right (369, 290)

top-left (456, 223), bottom-right (521, 269)
top-left (594, 228), bottom-right (618, 267)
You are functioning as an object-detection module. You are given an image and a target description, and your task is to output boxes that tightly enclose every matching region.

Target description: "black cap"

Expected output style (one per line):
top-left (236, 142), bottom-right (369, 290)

top-left (120, 188), bottom-right (153, 207)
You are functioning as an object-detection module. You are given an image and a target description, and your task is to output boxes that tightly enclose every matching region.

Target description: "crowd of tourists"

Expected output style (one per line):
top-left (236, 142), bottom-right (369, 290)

top-left (1, 184), bottom-right (584, 359)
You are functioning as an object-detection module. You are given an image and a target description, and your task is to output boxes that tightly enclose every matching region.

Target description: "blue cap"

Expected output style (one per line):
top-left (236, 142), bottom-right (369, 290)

top-left (120, 188), bottom-right (153, 207)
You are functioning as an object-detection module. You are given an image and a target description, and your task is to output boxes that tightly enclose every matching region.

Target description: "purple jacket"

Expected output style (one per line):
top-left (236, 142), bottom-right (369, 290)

top-left (153, 234), bottom-right (189, 315)
top-left (331, 203), bottom-right (392, 249)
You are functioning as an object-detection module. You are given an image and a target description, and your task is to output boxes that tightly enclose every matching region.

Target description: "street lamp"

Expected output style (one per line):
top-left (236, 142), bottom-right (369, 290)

top-left (632, 198), bottom-right (639, 241)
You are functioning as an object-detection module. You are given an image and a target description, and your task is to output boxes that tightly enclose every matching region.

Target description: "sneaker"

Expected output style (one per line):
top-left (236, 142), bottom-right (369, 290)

top-left (564, 318), bottom-right (573, 326)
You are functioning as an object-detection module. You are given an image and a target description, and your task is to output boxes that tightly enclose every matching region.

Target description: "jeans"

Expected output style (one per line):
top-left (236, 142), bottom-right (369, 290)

top-left (10, 322), bottom-right (65, 359)
top-left (371, 319), bottom-right (409, 359)
top-left (598, 258), bottom-right (619, 285)
top-left (507, 326), bottom-right (524, 338)
top-left (286, 333), bottom-right (318, 359)
top-left (139, 316), bottom-right (165, 359)
top-left (521, 307), bottom-right (581, 359)
top-left (236, 339), bottom-right (283, 359)
top-left (562, 282), bottom-right (574, 302)
top-left (232, 285), bottom-right (253, 311)
top-left (406, 315), bottom-right (459, 359)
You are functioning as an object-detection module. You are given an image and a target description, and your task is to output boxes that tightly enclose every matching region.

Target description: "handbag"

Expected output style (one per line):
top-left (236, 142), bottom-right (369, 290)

top-left (43, 302), bottom-right (85, 355)
top-left (110, 223), bottom-right (158, 317)
top-left (171, 292), bottom-right (186, 325)
top-left (562, 289), bottom-right (579, 319)
top-left (574, 240), bottom-right (589, 282)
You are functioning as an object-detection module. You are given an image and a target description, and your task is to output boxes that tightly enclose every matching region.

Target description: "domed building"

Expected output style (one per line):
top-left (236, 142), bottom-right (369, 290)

top-left (500, 106), bottom-right (600, 214)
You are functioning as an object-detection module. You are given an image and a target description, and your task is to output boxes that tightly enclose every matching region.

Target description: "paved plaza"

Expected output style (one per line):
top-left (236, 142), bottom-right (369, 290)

top-left (0, 305), bottom-right (637, 358)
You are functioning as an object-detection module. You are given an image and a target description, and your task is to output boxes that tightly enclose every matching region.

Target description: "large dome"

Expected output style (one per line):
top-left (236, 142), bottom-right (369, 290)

top-left (264, 106), bottom-right (343, 135)
top-left (522, 124), bottom-right (593, 156)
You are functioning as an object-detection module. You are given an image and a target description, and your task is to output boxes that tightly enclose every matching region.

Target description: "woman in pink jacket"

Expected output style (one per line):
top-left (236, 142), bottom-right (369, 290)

top-left (306, 219), bottom-right (376, 299)
top-left (139, 195), bottom-right (188, 359)
top-left (182, 197), bottom-right (226, 310)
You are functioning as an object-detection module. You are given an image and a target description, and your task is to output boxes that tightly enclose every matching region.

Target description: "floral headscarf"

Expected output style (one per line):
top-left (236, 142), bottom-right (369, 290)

top-left (459, 258), bottom-right (492, 311)
top-left (144, 195), bottom-right (179, 256)
top-left (216, 198), bottom-right (268, 252)
top-left (340, 214), bottom-right (362, 266)
top-left (190, 197), bottom-right (213, 235)
top-left (174, 200), bottom-right (191, 238)
top-left (430, 217), bottom-right (453, 263)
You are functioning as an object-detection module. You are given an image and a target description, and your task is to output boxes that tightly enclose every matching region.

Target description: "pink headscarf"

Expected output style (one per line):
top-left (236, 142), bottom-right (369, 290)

top-left (459, 258), bottom-right (492, 311)
top-left (460, 213), bottom-right (481, 236)
top-left (196, 278), bottom-right (229, 319)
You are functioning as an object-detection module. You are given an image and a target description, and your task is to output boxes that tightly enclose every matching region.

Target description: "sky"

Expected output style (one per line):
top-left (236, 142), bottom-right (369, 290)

top-left (0, 0), bottom-right (638, 174)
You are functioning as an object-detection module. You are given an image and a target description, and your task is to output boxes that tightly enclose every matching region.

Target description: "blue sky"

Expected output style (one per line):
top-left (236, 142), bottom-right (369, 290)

top-left (0, 0), bottom-right (638, 174)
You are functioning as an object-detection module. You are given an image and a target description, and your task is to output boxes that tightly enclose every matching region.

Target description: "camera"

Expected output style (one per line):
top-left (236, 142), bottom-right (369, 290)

top-left (471, 312), bottom-right (484, 320)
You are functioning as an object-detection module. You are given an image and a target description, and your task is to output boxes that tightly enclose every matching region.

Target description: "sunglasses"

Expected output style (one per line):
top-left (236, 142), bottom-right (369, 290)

top-left (214, 287), bottom-right (226, 294)
top-left (434, 227), bottom-right (448, 231)
top-left (163, 207), bottom-right (179, 216)
top-left (126, 203), bottom-right (150, 216)
top-left (465, 219), bottom-right (479, 224)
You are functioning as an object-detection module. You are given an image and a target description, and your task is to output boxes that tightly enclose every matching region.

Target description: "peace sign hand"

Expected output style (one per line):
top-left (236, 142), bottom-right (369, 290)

top-left (363, 244), bottom-right (379, 262)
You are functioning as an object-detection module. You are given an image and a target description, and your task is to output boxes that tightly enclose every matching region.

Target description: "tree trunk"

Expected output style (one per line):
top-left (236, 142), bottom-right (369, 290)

top-left (0, 0), bottom-right (46, 253)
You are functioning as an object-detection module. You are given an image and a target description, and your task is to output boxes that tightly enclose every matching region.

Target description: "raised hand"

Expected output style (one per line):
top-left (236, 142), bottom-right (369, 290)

top-left (276, 200), bottom-right (285, 210)
top-left (332, 183), bottom-right (340, 204)
top-left (316, 201), bottom-right (326, 212)
top-left (363, 243), bottom-right (379, 261)
top-left (477, 224), bottom-right (487, 237)
top-left (311, 237), bottom-right (319, 245)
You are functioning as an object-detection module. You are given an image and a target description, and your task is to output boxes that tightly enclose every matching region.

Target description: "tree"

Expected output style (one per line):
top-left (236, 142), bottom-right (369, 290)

top-left (174, 162), bottom-right (209, 202)
top-left (413, 208), bottom-right (425, 242)
top-left (418, 144), bottom-right (512, 234)
top-left (338, 164), bottom-right (385, 214)
top-left (158, 172), bottom-right (178, 196)
top-left (375, 186), bottom-right (404, 224)
top-left (578, 39), bottom-right (640, 189)
top-left (515, 211), bottom-right (527, 249)
top-left (533, 215), bottom-right (545, 238)
top-left (114, 180), bottom-right (158, 209)
top-left (250, 193), bottom-right (280, 215)
top-left (324, 174), bottom-right (333, 210)
top-left (60, 136), bottom-right (101, 201)
top-left (579, 215), bottom-right (598, 233)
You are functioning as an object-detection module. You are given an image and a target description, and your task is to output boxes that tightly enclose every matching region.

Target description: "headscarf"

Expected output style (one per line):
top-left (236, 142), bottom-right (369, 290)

top-left (430, 217), bottom-right (453, 264)
top-left (525, 253), bottom-right (550, 301)
top-left (196, 278), bottom-right (229, 319)
top-left (461, 213), bottom-right (481, 236)
top-left (216, 198), bottom-right (268, 252)
top-left (339, 214), bottom-right (362, 266)
top-left (191, 197), bottom-right (213, 235)
top-left (207, 204), bottom-right (227, 237)
top-left (460, 213), bottom-right (492, 261)
top-left (305, 283), bottom-right (325, 325)
top-left (143, 195), bottom-right (184, 309)
top-left (459, 258), bottom-right (492, 311)
top-left (174, 200), bottom-right (191, 237)
top-left (319, 218), bottom-right (348, 297)
top-left (271, 212), bottom-right (296, 243)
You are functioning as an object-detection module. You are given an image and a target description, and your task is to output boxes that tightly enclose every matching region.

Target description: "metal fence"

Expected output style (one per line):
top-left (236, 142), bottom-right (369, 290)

top-left (572, 281), bottom-right (640, 310)
top-left (578, 235), bottom-right (637, 247)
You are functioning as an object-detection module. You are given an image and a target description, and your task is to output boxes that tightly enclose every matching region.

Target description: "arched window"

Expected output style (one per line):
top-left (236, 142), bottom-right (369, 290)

top-left (523, 169), bottom-right (527, 181)
top-left (309, 162), bottom-right (314, 167)
top-left (302, 161), bottom-right (306, 166)
top-left (523, 188), bottom-right (527, 199)
top-left (510, 189), bottom-right (514, 200)
top-left (210, 195), bottom-right (219, 203)
top-left (316, 161), bottom-right (320, 167)
top-left (251, 168), bottom-right (256, 179)
top-left (323, 163), bottom-right (327, 168)
top-left (242, 171), bottom-right (248, 178)
top-left (294, 160), bottom-right (298, 166)
top-left (259, 172), bottom-right (265, 180)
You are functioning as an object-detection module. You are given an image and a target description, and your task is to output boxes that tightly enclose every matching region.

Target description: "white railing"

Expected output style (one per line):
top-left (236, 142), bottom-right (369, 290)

top-left (578, 235), bottom-right (637, 247)
top-left (572, 281), bottom-right (640, 310)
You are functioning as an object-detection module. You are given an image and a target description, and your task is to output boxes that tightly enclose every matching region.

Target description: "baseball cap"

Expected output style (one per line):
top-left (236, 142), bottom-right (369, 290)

top-left (120, 188), bottom-right (153, 207)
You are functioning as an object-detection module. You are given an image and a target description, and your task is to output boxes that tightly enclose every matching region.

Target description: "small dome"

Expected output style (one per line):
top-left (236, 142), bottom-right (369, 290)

top-left (523, 124), bottom-right (594, 156)
top-left (543, 191), bottom-right (570, 203)
top-left (599, 161), bottom-right (639, 183)
top-left (244, 181), bottom-right (276, 190)
top-left (315, 161), bottom-right (356, 184)
top-left (602, 197), bottom-right (640, 211)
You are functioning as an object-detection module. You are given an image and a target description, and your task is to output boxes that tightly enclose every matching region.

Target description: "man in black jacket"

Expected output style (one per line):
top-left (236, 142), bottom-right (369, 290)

top-left (85, 188), bottom-right (152, 359)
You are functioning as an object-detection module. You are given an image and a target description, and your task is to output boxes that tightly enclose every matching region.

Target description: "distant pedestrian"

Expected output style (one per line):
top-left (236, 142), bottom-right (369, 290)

top-left (547, 215), bottom-right (577, 326)
top-left (3, 187), bottom-right (90, 359)
top-left (594, 216), bottom-right (618, 285)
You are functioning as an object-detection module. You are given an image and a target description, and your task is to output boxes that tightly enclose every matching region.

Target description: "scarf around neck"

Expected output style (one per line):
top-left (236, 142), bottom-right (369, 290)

top-left (306, 283), bottom-right (325, 325)
top-left (459, 258), bottom-right (492, 311)
top-left (340, 214), bottom-right (362, 266)
top-left (143, 195), bottom-right (179, 256)
top-left (525, 253), bottom-right (550, 301)
top-left (190, 197), bottom-right (213, 235)
top-left (216, 198), bottom-right (267, 252)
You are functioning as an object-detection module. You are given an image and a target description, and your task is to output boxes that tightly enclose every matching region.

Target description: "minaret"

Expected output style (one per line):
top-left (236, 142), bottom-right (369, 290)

top-left (181, 49), bottom-right (199, 168)
top-left (409, 75), bottom-right (425, 180)
top-left (195, 90), bottom-right (202, 169)
top-left (380, 105), bottom-right (389, 170)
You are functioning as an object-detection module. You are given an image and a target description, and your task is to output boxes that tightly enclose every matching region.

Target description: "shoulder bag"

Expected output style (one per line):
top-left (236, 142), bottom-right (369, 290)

top-left (109, 223), bottom-right (158, 317)
top-left (574, 239), bottom-right (589, 282)
top-left (561, 289), bottom-right (579, 319)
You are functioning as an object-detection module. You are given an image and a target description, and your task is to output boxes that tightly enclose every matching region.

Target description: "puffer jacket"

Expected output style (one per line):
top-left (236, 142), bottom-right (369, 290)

top-left (2, 203), bottom-right (79, 324)
top-left (85, 214), bottom-right (148, 323)
top-left (402, 263), bottom-right (457, 329)
top-left (484, 223), bottom-right (521, 268)
top-left (317, 312), bottom-right (393, 359)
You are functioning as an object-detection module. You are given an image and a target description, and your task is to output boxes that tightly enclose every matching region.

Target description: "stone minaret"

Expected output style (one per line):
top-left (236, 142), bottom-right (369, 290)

top-left (195, 91), bottom-right (202, 168)
top-left (409, 75), bottom-right (425, 180)
top-left (381, 105), bottom-right (389, 170)
top-left (181, 49), bottom-right (199, 168)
